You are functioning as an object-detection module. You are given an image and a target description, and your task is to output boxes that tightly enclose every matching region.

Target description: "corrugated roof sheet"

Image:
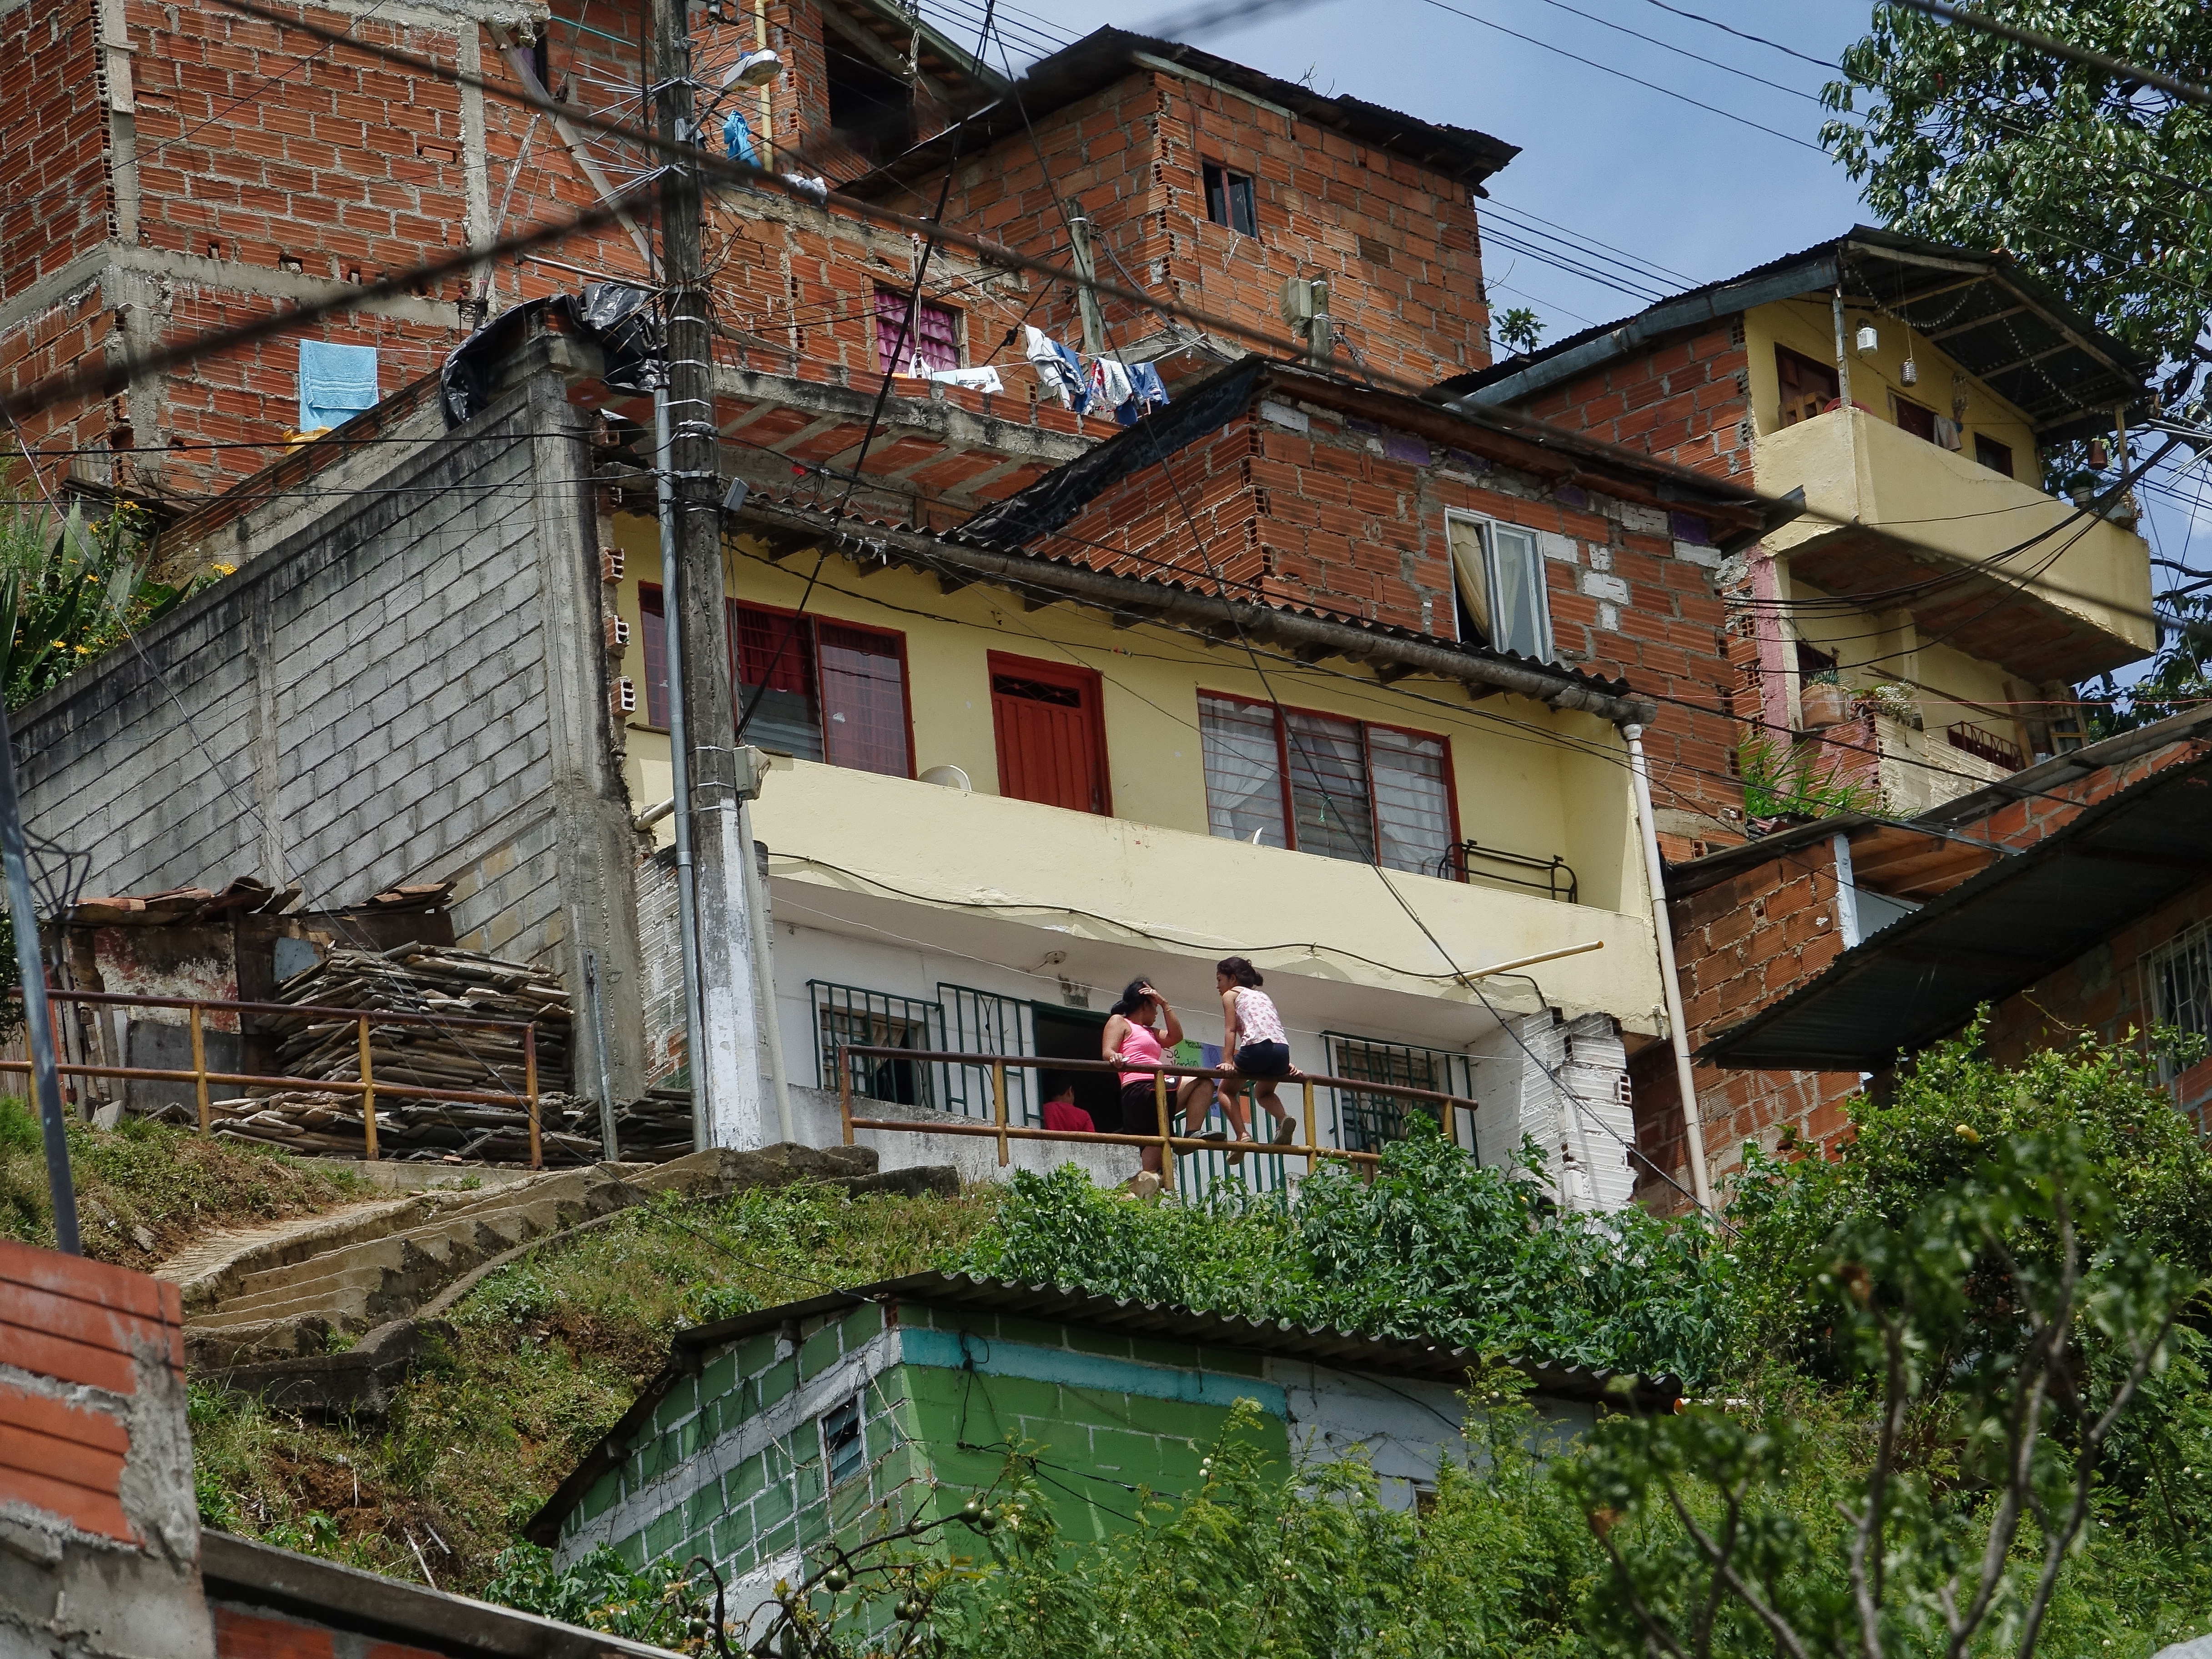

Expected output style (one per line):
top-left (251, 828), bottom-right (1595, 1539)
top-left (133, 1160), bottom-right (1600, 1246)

top-left (1700, 754), bottom-right (2212, 1071)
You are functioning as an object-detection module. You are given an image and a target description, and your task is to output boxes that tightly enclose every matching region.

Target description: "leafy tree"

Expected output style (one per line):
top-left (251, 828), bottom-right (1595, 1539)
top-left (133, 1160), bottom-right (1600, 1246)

top-left (1495, 306), bottom-right (1545, 357)
top-left (1567, 1121), bottom-right (2198, 1659)
top-left (2089, 589), bottom-right (2212, 734)
top-left (1820, 2), bottom-right (2212, 412)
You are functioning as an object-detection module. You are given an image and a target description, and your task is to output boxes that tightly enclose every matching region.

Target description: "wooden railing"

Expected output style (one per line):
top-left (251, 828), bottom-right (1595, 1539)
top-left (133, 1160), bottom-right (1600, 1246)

top-left (3, 988), bottom-right (543, 1167)
top-left (836, 1045), bottom-right (1478, 1192)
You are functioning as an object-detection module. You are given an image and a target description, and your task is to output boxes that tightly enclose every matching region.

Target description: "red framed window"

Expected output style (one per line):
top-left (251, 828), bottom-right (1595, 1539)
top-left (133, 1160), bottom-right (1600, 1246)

top-left (638, 583), bottom-right (670, 729)
top-left (875, 288), bottom-right (960, 375)
top-left (989, 651), bottom-right (1111, 815)
top-left (728, 602), bottom-right (913, 779)
top-left (1197, 692), bottom-right (1456, 875)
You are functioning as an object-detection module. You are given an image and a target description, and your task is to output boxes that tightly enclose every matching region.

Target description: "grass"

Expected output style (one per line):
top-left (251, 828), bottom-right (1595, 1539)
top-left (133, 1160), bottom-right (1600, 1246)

top-left (0, 1096), bottom-right (367, 1270)
top-left (188, 1178), bottom-right (1000, 1594)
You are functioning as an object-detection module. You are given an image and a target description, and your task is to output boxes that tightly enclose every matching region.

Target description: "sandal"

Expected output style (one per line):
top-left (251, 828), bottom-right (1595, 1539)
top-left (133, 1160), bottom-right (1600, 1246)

top-left (1225, 1138), bottom-right (1251, 1166)
top-left (1271, 1116), bottom-right (1298, 1146)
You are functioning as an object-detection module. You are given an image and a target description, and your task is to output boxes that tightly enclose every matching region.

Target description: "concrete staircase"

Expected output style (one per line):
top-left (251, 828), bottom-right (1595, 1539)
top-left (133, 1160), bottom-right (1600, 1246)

top-left (170, 1142), bottom-right (955, 1416)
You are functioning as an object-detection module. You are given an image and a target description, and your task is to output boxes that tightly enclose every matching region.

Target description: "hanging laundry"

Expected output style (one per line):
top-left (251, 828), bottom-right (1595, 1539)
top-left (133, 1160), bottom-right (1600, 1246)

top-left (297, 340), bottom-right (379, 433)
top-left (1090, 355), bottom-right (1133, 413)
top-left (781, 173), bottom-right (828, 204)
top-left (1127, 361), bottom-right (1171, 410)
top-left (1023, 325), bottom-right (1087, 412)
top-left (1931, 413), bottom-right (1965, 452)
top-left (723, 109), bottom-right (755, 166)
top-left (911, 365), bottom-right (1005, 393)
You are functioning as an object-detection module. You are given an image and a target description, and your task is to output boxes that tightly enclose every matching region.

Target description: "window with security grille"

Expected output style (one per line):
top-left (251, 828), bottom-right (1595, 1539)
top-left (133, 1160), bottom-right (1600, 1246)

top-left (1325, 1034), bottom-right (1472, 1155)
top-left (814, 982), bottom-right (939, 1107)
top-left (2147, 922), bottom-right (2212, 1083)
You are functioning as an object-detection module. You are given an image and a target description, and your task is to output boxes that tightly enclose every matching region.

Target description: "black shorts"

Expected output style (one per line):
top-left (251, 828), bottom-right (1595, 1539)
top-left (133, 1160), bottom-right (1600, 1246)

top-left (1120, 1078), bottom-right (1169, 1135)
top-left (1235, 1041), bottom-right (1291, 1079)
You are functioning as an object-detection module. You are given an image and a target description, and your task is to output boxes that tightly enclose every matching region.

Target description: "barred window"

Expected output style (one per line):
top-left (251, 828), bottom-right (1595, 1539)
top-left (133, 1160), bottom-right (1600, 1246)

top-left (2147, 922), bottom-right (2212, 1082)
top-left (1324, 1033), bottom-right (1473, 1154)
top-left (813, 981), bottom-right (939, 1107)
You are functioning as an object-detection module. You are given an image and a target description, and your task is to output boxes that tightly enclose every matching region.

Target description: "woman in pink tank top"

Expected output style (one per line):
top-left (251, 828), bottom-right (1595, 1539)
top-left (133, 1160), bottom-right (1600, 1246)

top-left (1102, 977), bottom-right (1217, 1179)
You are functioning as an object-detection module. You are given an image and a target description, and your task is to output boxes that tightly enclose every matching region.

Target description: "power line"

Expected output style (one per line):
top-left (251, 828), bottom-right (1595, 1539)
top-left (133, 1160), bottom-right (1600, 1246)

top-left (1640, 0), bottom-right (1840, 71)
top-left (1890, 0), bottom-right (2212, 112)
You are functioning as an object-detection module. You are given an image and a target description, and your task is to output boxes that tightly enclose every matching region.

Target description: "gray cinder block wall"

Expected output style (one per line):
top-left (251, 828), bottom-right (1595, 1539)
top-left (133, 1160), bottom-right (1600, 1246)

top-left (14, 341), bottom-right (650, 1101)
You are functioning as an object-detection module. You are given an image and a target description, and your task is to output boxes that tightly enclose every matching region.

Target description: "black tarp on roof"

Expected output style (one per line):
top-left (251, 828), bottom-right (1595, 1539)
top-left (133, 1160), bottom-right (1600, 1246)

top-left (1699, 756), bottom-right (2212, 1072)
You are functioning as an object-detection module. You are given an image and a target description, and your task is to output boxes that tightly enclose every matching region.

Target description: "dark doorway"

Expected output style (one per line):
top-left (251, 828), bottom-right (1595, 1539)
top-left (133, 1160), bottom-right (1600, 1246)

top-left (1031, 1004), bottom-right (1116, 1131)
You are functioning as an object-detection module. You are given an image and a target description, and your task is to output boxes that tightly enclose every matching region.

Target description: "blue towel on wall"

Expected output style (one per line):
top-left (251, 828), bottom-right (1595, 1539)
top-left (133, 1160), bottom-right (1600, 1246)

top-left (298, 341), bottom-right (380, 432)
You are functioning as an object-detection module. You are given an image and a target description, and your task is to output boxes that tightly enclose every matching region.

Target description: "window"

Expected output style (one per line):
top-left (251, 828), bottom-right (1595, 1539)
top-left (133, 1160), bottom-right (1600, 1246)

top-left (1775, 345), bottom-right (1838, 426)
top-left (1893, 394), bottom-right (1937, 443)
top-left (1197, 694), bottom-right (1456, 875)
top-left (819, 1395), bottom-right (866, 1488)
top-left (1975, 433), bottom-right (2014, 478)
top-left (2148, 922), bottom-right (2212, 1083)
top-left (1323, 1033), bottom-right (1472, 1154)
top-left (812, 980), bottom-right (939, 1106)
top-left (1202, 162), bottom-right (1256, 236)
top-left (1445, 514), bottom-right (1552, 662)
top-left (989, 652), bottom-right (1111, 814)
top-left (638, 584), bottom-right (670, 729)
top-left (875, 288), bottom-right (960, 376)
top-left (825, 34), bottom-right (912, 162)
top-left (731, 604), bottom-right (911, 778)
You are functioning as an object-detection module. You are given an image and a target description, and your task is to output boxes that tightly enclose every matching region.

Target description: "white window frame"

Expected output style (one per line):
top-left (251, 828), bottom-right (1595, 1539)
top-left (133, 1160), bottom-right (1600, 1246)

top-left (2144, 919), bottom-right (2212, 1083)
top-left (1444, 511), bottom-right (1553, 663)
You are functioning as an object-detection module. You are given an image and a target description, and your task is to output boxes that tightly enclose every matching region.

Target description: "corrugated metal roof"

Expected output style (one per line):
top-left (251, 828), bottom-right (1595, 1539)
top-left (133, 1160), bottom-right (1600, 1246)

top-left (524, 1272), bottom-right (1677, 1543)
top-left (1700, 754), bottom-right (2212, 1071)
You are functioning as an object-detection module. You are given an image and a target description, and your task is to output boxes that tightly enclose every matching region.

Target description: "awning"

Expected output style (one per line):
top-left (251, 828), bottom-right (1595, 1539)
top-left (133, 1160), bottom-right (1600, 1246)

top-left (1700, 757), bottom-right (2212, 1071)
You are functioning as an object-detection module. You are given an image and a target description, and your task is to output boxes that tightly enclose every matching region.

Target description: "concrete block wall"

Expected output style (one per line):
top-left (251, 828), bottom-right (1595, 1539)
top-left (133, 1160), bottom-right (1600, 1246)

top-left (14, 361), bottom-right (653, 1100)
top-left (0, 1238), bottom-right (214, 1659)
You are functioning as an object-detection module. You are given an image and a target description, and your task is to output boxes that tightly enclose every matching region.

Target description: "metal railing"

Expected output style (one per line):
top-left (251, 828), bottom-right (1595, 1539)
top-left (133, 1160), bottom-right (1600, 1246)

top-left (837, 1045), bottom-right (1479, 1193)
top-left (5, 988), bottom-right (543, 1167)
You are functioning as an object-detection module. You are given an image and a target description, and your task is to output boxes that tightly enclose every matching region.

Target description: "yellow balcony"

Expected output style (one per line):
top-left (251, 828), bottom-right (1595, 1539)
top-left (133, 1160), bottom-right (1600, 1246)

top-left (749, 756), bottom-right (1666, 1045)
top-left (1759, 407), bottom-right (2154, 681)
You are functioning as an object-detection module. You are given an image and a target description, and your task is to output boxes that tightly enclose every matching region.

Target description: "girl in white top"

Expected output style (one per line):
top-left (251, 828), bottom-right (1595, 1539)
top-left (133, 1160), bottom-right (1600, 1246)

top-left (1216, 955), bottom-right (1298, 1152)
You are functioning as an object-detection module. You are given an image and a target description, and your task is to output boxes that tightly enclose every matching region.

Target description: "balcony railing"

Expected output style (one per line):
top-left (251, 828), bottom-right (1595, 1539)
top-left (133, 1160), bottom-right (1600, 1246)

top-left (1432, 840), bottom-right (1579, 905)
top-left (2, 988), bottom-right (545, 1164)
top-left (836, 1044), bottom-right (1481, 1193)
top-left (1946, 720), bottom-right (2024, 771)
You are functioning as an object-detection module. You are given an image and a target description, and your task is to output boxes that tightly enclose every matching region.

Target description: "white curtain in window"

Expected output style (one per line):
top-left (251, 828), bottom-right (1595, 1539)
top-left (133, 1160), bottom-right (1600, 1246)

top-left (1369, 726), bottom-right (1453, 875)
top-left (1198, 694), bottom-right (1286, 845)
top-left (1283, 709), bottom-right (1372, 863)
top-left (1484, 522), bottom-right (1550, 661)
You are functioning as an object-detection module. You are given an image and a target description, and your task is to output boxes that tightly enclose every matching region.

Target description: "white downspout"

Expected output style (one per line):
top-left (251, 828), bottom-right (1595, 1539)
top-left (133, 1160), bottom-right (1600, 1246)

top-left (1624, 723), bottom-right (1714, 1212)
top-left (738, 794), bottom-right (794, 1145)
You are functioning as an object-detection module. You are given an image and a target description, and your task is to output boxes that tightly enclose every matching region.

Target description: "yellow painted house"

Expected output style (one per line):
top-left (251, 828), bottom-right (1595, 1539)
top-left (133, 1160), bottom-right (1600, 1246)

top-left (1458, 227), bottom-right (2156, 821)
top-left (603, 362), bottom-right (1770, 1209)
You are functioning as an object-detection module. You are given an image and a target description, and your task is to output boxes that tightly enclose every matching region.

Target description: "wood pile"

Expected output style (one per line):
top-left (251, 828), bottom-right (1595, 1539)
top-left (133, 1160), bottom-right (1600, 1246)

top-left (267, 944), bottom-right (573, 1097)
top-left (186, 1090), bottom-right (596, 1162)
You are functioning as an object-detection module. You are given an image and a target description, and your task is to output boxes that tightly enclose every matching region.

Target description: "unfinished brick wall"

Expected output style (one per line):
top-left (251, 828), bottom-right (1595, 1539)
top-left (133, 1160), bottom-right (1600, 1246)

top-left (1020, 370), bottom-right (1755, 836)
top-left (0, 0), bottom-right (112, 302)
top-left (1631, 838), bottom-right (1861, 1210)
top-left (931, 66), bottom-right (1497, 390)
top-left (1519, 321), bottom-right (1755, 483)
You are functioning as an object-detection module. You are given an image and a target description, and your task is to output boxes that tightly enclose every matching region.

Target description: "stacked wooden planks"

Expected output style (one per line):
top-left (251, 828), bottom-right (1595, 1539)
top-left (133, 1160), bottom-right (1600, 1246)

top-left (195, 1090), bottom-right (598, 1161)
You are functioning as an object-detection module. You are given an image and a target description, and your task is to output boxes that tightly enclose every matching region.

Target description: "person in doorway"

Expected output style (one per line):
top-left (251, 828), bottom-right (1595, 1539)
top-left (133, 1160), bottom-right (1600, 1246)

top-left (1039, 1076), bottom-right (1095, 1136)
top-left (1217, 957), bottom-right (1299, 1149)
top-left (1103, 977), bottom-right (1216, 1178)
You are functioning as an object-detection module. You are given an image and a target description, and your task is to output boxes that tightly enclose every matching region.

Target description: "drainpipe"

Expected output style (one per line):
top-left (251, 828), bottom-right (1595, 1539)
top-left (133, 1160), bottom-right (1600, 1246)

top-left (739, 795), bottom-right (794, 1143)
top-left (1623, 723), bottom-right (1714, 1213)
top-left (1830, 285), bottom-right (1852, 407)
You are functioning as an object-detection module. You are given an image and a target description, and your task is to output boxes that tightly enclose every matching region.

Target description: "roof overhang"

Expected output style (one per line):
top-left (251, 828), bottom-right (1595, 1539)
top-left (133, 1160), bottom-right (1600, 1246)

top-left (1699, 755), bottom-right (2212, 1071)
top-left (1443, 227), bottom-right (2149, 443)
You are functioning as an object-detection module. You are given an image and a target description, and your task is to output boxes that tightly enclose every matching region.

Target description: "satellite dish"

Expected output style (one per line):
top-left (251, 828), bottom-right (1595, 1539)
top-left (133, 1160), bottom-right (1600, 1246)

top-left (721, 48), bottom-right (781, 89)
top-left (919, 764), bottom-right (972, 794)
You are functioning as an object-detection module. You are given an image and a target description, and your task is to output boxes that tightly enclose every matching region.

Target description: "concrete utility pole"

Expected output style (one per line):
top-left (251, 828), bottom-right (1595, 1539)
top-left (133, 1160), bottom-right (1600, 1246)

top-left (653, 0), bottom-right (765, 1149)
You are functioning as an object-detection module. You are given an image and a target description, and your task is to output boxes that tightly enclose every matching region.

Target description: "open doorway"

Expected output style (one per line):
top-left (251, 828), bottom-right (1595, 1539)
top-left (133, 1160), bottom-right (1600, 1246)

top-left (1031, 1004), bottom-right (1115, 1131)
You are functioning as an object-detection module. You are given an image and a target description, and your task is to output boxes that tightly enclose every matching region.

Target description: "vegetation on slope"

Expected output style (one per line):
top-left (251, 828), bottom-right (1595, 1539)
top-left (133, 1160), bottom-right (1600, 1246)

top-left (186, 1180), bottom-right (999, 1594)
top-left (0, 1098), bottom-right (365, 1269)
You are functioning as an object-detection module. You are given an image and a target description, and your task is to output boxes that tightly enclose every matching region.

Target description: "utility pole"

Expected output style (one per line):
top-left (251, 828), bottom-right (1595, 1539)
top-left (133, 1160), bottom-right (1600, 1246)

top-left (652, 0), bottom-right (765, 1148)
top-left (0, 708), bottom-right (77, 1252)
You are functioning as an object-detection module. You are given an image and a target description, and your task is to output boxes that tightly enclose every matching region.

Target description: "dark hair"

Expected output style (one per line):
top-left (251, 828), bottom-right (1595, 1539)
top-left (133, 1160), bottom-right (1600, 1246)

top-left (1109, 978), bottom-right (1156, 1018)
top-left (1216, 956), bottom-right (1263, 988)
top-left (1041, 1075), bottom-right (1077, 1101)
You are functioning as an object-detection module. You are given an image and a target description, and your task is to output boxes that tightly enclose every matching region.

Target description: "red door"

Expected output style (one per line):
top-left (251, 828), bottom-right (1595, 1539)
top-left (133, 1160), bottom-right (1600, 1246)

top-left (990, 653), bottom-right (1111, 815)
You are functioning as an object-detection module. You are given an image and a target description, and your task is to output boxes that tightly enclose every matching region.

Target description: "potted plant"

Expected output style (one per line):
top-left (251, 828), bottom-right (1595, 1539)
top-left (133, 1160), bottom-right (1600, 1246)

top-left (1798, 669), bottom-right (1854, 729)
